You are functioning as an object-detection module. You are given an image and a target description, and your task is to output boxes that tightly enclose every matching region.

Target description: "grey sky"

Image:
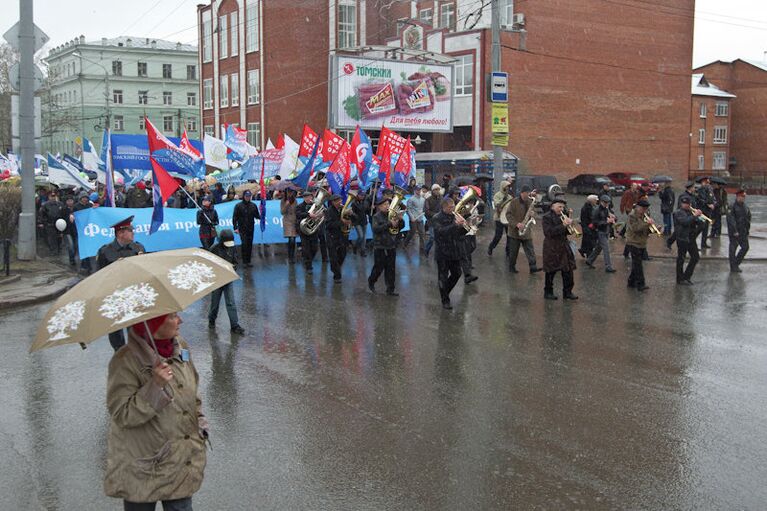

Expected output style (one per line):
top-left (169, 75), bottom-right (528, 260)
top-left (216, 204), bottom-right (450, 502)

top-left (4, 0), bottom-right (767, 68)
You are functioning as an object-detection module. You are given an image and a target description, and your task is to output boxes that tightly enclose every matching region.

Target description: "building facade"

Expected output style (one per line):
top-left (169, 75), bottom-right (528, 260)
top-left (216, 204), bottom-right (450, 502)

top-left (689, 74), bottom-right (735, 178)
top-left (694, 59), bottom-right (767, 181)
top-left (198, 0), bottom-right (694, 183)
top-left (43, 36), bottom-right (200, 156)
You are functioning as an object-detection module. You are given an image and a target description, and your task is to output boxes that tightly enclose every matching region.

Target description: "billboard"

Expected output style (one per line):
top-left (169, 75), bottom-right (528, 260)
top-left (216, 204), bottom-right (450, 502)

top-left (330, 56), bottom-right (454, 133)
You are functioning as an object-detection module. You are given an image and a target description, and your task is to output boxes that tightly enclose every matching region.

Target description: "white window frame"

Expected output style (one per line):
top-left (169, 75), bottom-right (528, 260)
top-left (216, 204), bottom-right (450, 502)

top-left (139, 116), bottom-right (146, 131)
top-left (715, 102), bottom-right (728, 117)
top-left (138, 90), bottom-right (148, 105)
top-left (699, 102), bottom-right (707, 118)
top-left (204, 125), bottom-right (214, 137)
top-left (230, 12), bottom-right (239, 57)
top-left (247, 122), bottom-right (261, 150)
top-left (220, 75), bottom-right (229, 108)
top-left (202, 16), bottom-right (213, 63)
top-left (454, 54), bottom-right (473, 96)
top-left (163, 91), bottom-right (173, 105)
top-left (712, 151), bottom-right (726, 170)
top-left (137, 61), bottom-right (147, 77)
top-left (698, 128), bottom-right (705, 145)
top-left (162, 63), bottom-right (172, 79)
top-left (113, 89), bottom-right (123, 104)
top-left (187, 118), bottom-right (197, 132)
top-left (713, 126), bottom-right (727, 144)
top-left (187, 65), bottom-right (197, 80)
top-left (112, 60), bottom-right (122, 76)
top-left (500, 0), bottom-right (514, 27)
top-left (219, 14), bottom-right (229, 59)
top-left (246, 0), bottom-right (259, 53)
top-left (187, 92), bottom-right (197, 106)
top-left (439, 3), bottom-right (455, 30)
top-left (247, 69), bottom-right (260, 104)
top-left (419, 8), bottom-right (433, 25)
top-left (113, 115), bottom-right (124, 131)
top-left (231, 73), bottom-right (239, 106)
top-left (203, 79), bottom-right (213, 109)
top-left (163, 115), bottom-right (174, 132)
top-left (698, 155), bottom-right (704, 170)
top-left (338, 1), bottom-right (357, 49)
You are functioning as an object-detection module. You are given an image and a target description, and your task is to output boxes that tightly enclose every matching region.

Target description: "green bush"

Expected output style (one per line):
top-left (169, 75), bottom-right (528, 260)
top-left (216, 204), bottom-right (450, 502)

top-left (0, 182), bottom-right (22, 240)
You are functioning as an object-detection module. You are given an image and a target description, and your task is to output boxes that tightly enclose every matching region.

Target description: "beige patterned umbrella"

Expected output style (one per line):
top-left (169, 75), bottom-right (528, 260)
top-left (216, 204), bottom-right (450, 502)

top-left (31, 248), bottom-right (239, 352)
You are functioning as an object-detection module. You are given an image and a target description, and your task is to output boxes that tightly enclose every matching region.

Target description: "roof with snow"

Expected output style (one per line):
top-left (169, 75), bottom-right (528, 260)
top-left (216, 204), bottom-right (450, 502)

top-left (85, 36), bottom-right (197, 52)
top-left (691, 74), bottom-right (736, 98)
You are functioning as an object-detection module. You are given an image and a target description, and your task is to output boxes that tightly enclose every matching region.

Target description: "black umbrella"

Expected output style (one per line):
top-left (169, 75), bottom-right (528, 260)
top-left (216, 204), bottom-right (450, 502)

top-left (711, 176), bottom-right (728, 185)
top-left (651, 175), bottom-right (673, 183)
top-left (450, 175), bottom-right (477, 187)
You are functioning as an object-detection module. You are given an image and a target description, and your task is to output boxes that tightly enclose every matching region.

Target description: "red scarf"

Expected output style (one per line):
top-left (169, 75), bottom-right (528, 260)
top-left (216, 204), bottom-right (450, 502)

top-left (132, 315), bottom-right (176, 358)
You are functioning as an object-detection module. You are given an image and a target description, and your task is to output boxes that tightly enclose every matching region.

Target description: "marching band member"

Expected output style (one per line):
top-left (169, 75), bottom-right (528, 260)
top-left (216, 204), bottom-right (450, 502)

top-left (625, 199), bottom-right (653, 291)
top-left (542, 199), bottom-right (578, 300)
top-left (487, 180), bottom-right (513, 257)
top-left (324, 194), bottom-right (353, 283)
top-left (505, 185), bottom-right (541, 274)
top-left (727, 189), bottom-right (751, 273)
top-left (579, 195), bottom-right (599, 257)
top-left (585, 195), bottom-right (617, 273)
top-left (295, 190), bottom-right (321, 275)
top-left (432, 197), bottom-right (467, 310)
top-left (673, 196), bottom-right (702, 285)
top-left (368, 197), bottom-right (404, 296)
top-left (696, 176), bottom-right (715, 249)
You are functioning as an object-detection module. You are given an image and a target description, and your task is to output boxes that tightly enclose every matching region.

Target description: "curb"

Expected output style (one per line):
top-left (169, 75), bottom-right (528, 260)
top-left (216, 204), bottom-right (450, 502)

top-left (0, 276), bottom-right (81, 310)
top-left (0, 275), bottom-right (22, 286)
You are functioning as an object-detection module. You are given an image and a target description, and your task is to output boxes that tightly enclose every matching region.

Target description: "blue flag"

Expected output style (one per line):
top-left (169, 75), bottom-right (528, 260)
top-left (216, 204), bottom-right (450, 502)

top-left (289, 137), bottom-right (320, 189)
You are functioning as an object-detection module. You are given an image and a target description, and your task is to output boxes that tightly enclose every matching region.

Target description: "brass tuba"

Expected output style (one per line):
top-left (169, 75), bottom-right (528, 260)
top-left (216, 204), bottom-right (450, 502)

top-left (388, 186), bottom-right (407, 235)
top-left (454, 187), bottom-right (481, 233)
top-left (340, 190), bottom-right (357, 236)
top-left (299, 187), bottom-right (329, 236)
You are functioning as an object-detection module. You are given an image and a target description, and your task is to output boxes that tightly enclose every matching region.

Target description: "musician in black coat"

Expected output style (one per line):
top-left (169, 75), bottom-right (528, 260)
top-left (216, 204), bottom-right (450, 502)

top-left (232, 190), bottom-right (261, 266)
top-left (579, 195), bottom-right (598, 258)
top-left (432, 197), bottom-right (468, 310)
top-left (696, 177), bottom-right (715, 249)
top-left (673, 196), bottom-right (703, 285)
top-left (727, 189), bottom-right (751, 273)
top-left (324, 194), bottom-right (354, 282)
top-left (667, 181), bottom-right (697, 249)
top-left (542, 199), bottom-right (578, 300)
top-left (368, 197), bottom-right (404, 296)
top-left (295, 190), bottom-right (321, 274)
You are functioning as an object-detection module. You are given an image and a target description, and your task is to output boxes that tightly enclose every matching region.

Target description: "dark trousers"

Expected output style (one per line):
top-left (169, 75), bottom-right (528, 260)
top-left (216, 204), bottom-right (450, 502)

top-left (508, 237), bottom-right (536, 270)
top-left (437, 258), bottom-right (462, 304)
top-left (712, 211), bottom-right (722, 237)
top-left (700, 219), bottom-right (710, 248)
top-left (662, 212), bottom-right (673, 236)
top-left (544, 271), bottom-right (574, 295)
top-left (488, 221), bottom-right (509, 255)
top-left (318, 229), bottom-right (328, 261)
top-left (200, 237), bottom-right (214, 250)
top-left (328, 239), bottom-right (347, 280)
top-left (460, 236), bottom-right (476, 276)
top-left (627, 245), bottom-right (645, 287)
top-left (404, 218), bottom-right (426, 250)
top-left (369, 248), bottom-right (396, 292)
top-left (587, 231), bottom-right (613, 269)
top-left (123, 497), bottom-right (193, 511)
top-left (109, 330), bottom-right (125, 351)
top-left (44, 224), bottom-right (61, 255)
top-left (580, 232), bottom-right (596, 257)
top-left (240, 230), bottom-right (254, 264)
top-left (728, 234), bottom-right (749, 269)
top-left (300, 235), bottom-right (318, 270)
top-left (208, 283), bottom-right (239, 327)
top-left (676, 240), bottom-right (699, 282)
top-left (286, 237), bottom-right (296, 261)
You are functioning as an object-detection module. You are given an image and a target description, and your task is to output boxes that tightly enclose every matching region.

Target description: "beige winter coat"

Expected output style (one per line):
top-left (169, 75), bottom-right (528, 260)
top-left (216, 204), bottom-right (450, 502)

top-left (281, 198), bottom-right (298, 237)
top-left (104, 331), bottom-right (208, 503)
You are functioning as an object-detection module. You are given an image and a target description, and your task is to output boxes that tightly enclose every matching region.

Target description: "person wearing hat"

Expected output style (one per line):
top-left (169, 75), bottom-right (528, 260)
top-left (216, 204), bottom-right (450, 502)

top-left (667, 181), bottom-right (698, 250)
top-left (585, 195), bottom-right (617, 273)
top-left (324, 193), bottom-right (354, 282)
top-left (70, 191), bottom-right (96, 273)
top-left (625, 199), bottom-right (654, 291)
top-left (423, 184), bottom-right (443, 256)
top-left (350, 189), bottom-right (369, 257)
top-left (295, 190), bottom-right (321, 274)
top-left (711, 180), bottom-right (728, 238)
top-left (125, 181), bottom-right (150, 208)
top-left (207, 229), bottom-right (245, 334)
top-left (505, 185), bottom-right (542, 274)
top-left (727, 189), bottom-right (751, 273)
top-left (196, 195), bottom-right (219, 249)
top-left (280, 188), bottom-right (299, 263)
top-left (404, 185), bottom-right (427, 254)
top-left (696, 177), bottom-right (715, 249)
top-left (659, 182), bottom-right (675, 236)
top-left (105, 312), bottom-right (208, 509)
top-left (542, 198), bottom-right (578, 300)
top-left (97, 215), bottom-right (146, 350)
top-left (579, 195), bottom-right (599, 258)
top-left (38, 189), bottom-right (66, 256)
top-left (488, 180), bottom-right (513, 257)
top-left (232, 189), bottom-right (260, 266)
top-left (368, 196), bottom-right (404, 295)
top-left (673, 196), bottom-right (703, 285)
top-left (432, 196), bottom-right (469, 309)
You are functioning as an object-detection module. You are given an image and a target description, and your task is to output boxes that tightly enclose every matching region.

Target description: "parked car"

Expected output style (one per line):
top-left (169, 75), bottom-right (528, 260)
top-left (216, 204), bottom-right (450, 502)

top-left (515, 175), bottom-right (562, 213)
top-left (566, 174), bottom-right (624, 195)
top-left (606, 172), bottom-right (658, 195)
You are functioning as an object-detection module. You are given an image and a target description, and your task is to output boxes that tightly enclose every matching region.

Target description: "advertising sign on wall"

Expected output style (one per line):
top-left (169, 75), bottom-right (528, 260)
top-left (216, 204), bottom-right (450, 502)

top-left (330, 56), bottom-right (454, 133)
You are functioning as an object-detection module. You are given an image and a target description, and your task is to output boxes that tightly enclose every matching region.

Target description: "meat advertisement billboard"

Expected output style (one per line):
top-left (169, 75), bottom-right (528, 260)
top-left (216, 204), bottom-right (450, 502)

top-left (330, 56), bottom-right (454, 133)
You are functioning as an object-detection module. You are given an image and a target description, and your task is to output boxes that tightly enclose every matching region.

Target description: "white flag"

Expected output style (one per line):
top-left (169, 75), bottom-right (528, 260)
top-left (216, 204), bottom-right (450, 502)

top-left (203, 135), bottom-right (230, 171)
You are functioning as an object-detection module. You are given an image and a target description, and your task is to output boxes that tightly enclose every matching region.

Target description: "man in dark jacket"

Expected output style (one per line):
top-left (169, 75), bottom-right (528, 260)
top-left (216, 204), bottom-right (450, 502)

top-left (673, 196), bottom-right (703, 285)
top-left (432, 197), bottom-right (467, 309)
top-left (232, 190), bottom-right (260, 266)
top-left (324, 194), bottom-right (353, 282)
top-left (542, 198), bottom-right (578, 300)
top-left (125, 182), bottom-right (150, 208)
top-left (659, 183), bottom-right (675, 236)
top-left (696, 177), bottom-right (715, 249)
top-left (423, 184), bottom-right (442, 256)
top-left (197, 195), bottom-right (219, 249)
top-left (579, 195), bottom-right (598, 258)
top-left (711, 181), bottom-right (728, 238)
top-left (72, 192), bottom-right (95, 273)
top-left (351, 192), bottom-right (368, 256)
top-left (295, 190), bottom-right (321, 274)
top-left (625, 199), bottom-right (654, 291)
top-left (667, 181), bottom-right (697, 249)
top-left (208, 229), bottom-right (245, 334)
top-left (727, 189), bottom-right (751, 273)
top-left (368, 197), bottom-right (404, 296)
top-left (585, 195), bottom-right (616, 273)
top-left (39, 190), bottom-right (66, 255)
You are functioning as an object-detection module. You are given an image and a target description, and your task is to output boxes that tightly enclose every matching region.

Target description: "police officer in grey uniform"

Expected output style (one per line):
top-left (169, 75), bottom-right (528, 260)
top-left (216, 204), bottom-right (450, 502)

top-left (97, 215), bottom-right (146, 351)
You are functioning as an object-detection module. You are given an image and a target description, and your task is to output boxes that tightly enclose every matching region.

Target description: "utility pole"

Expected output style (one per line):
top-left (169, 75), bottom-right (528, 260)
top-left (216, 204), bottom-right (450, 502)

top-left (17, 0), bottom-right (36, 260)
top-left (491, 0), bottom-right (504, 198)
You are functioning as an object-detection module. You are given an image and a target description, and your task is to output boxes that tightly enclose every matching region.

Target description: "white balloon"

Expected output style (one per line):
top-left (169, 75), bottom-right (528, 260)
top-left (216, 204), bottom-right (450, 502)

top-left (55, 219), bottom-right (67, 232)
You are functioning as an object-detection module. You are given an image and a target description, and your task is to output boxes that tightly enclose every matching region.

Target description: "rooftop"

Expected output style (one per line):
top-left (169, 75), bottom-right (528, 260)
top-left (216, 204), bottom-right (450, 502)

top-left (48, 35), bottom-right (196, 56)
top-left (691, 74), bottom-right (736, 99)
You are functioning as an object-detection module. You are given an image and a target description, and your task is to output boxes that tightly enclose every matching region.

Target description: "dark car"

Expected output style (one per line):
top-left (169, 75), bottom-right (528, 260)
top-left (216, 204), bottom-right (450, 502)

top-left (566, 174), bottom-right (624, 195)
top-left (606, 172), bottom-right (658, 195)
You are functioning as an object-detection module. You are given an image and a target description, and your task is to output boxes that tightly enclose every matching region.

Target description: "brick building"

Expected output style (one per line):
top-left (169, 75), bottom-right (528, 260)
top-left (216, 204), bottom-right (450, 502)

top-left (689, 74), bottom-right (735, 178)
top-left (197, 0), bottom-right (694, 183)
top-left (694, 59), bottom-right (767, 181)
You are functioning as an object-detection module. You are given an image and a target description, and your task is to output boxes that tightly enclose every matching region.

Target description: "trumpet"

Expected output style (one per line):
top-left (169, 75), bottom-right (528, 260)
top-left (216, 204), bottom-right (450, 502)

top-left (693, 209), bottom-right (714, 225)
top-left (643, 213), bottom-right (663, 236)
top-left (561, 209), bottom-right (582, 237)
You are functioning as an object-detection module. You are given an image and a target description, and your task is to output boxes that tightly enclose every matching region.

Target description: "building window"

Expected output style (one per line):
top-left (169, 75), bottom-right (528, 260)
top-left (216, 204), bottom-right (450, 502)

top-left (187, 117), bottom-right (197, 132)
top-left (204, 125), bottom-right (214, 137)
top-left (187, 65), bottom-right (197, 80)
top-left (114, 115), bottom-right (124, 131)
top-left (203, 79), bottom-right (213, 109)
top-left (698, 155), bottom-right (704, 170)
top-left (112, 60), bottom-right (122, 76)
top-left (113, 90), bottom-right (123, 104)
top-left (138, 90), bottom-right (148, 105)
top-left (220, 75), bottom-right (229, 107)
top-left (500, 0), bottom-right (514, 26)
top-left (138, 62), bottom-right (147, 77)
top-left (163, 115), bottom-right (174, 132)
top-left (715, 102), bottom-right (728, 116)
top-left (713, 126), bottom-right (727, 144)
top-left (699, 103), bottom-right (707, 118)
top-left (163, 91), bottom-right (173, 105)
top-left (698, 128), bottom-right (705, 145)
top-left (338, 1), bottom-right (357, 49)
top-left (230, 12), bottom-right (239, 56)
top-left (454, 54), bottom-right (473, 96)
top-left (439, 3), bottom-right (455, 30)
top-left (139, 116), bottom-right (146, 131)
top-left (162, 64), bottom-right (172, 79)
top-left (187, 92), bottom-right (197, 106)
top-left (246, 0), bottom-right (259, 53)
top-left (219, 15), bottom-right (229, 59)
top-left (231, 73), bottom-right (239, 106)
top-left (247, 122), bottom-right (261, 149)
top-left (419, 8), bottom-right (433, 25)
top-left (202, 16), bottom-right (212, 62)
top-left (247, 69), bottom-right (260, 104)
top-left (713, 151), bottom-right (726, 170)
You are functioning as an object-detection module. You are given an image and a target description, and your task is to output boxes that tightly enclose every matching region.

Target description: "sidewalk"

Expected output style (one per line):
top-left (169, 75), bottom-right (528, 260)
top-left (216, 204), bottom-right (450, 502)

top-left (0, 257), bottom-right (81, 309)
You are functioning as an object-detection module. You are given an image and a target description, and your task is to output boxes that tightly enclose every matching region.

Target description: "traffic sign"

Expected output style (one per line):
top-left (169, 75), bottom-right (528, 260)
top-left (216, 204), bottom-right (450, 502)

top-left (491, 72), bottom-right (508, 102)
top-left (8, 62), bottom-right (45, 92)
top-left (3, 21), bottom-right (49, 53)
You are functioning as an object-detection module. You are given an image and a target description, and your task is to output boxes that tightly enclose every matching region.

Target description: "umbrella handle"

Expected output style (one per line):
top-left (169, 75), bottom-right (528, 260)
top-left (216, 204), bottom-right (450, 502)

top-left (143, 321), bottom-right (160, 356)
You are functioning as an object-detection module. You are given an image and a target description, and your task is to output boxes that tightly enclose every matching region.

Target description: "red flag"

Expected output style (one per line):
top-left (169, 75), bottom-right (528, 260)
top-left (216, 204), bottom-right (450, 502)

top-left (321, 129), bottom-right (345, 163)
top-left (180, 129), bottom-right (201, 158)
top-left (298, 124), bottom-right (320, 158)
top-left (275, 133), bottom-right (285, 150)
top-left (379, 140), bottom-right (392, 189)
top-left (259, 158), bottom-right (267, 232)
top-left (393, 136), bottom-right (411, 175)
top-left (145, 117), bottom-right (181, 203)
top-left (377, 126), bottom-right (407, 159)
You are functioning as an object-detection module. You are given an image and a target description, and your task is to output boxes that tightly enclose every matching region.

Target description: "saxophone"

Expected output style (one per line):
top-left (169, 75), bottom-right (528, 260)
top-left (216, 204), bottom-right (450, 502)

top-left (518, 193), bottom-right (540, 236)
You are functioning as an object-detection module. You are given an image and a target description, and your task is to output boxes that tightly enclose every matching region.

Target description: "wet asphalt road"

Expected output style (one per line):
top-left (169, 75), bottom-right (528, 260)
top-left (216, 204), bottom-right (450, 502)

top-left (3, 202), bottom-right (767, 510)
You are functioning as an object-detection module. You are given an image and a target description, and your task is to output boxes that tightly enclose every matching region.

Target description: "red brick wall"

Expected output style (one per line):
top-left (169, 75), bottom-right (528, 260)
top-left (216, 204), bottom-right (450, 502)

top-left (486, 0), bottom-right (694, 184)
top-left (689, 95), bottom-right (732, 176)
